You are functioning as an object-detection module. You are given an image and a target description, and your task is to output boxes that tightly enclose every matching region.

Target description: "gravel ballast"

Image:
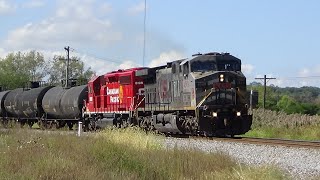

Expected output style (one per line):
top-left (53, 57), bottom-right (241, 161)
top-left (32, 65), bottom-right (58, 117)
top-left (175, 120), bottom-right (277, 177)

top-left (164, 137), bottom-right (320, 179)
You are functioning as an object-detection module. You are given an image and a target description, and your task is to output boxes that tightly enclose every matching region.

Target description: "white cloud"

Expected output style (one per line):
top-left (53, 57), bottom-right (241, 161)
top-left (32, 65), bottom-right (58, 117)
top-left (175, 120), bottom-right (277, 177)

top-left (298, 66), bottom-right (320, 77)
top-left (119, 60), bottom-right (139, 69)
top-left (56, 0), bottom-right (94, 19)
top-left (99, 2), bottom-right (112, 15)
top-left (0, 0), bottom-right (184, 77)
top-left (299, 68), bottom-right (310, 77)
top-left (23, 0), bottom-right (44, 8)
top-left (241, 64), bottom-right (254, 75)
top-left (3, 0), bottom-right (122, 50)
top-left (76, 53), bottom-right (137, 75)
top-left (148, 50), bottom-right (185, 67)
top-left (0, 0), bottom-right (15, 14)
top-left (249, 69), bottom-right (320, 87)
top-left (294, 66), bottom-right (320, 87)
top-left (0, 48), bottom-right (7, 58)
top-left (128, 1), bottom-right (146, 14)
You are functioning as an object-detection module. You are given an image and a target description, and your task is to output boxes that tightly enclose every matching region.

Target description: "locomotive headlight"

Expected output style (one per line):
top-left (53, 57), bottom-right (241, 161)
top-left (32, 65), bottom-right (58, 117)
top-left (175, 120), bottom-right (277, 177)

top-left (212, 112), bottom-right (218, 117)
top-left (219, 74), bottom-right (224, 82)
top-left (236, 111), bottom-right (241, 117)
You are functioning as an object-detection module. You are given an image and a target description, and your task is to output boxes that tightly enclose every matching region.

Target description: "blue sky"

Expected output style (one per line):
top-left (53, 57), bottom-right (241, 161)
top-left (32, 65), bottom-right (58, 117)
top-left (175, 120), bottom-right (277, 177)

top-left (0, 0), bottom-right (320, 87)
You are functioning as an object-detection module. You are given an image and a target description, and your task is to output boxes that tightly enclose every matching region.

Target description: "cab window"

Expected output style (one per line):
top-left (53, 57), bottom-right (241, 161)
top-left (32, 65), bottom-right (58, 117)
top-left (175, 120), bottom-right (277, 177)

top-left (191, 60), bottom-right (216, 72)
top-left (119, 75), bottom-right (131, 85)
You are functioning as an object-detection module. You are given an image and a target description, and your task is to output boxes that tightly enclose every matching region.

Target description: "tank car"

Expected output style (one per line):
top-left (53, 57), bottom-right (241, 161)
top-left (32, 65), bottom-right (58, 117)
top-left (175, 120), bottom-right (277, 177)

top-left (0, 84), bottom-right (87, 129)
top-left (2, 86), bottom-right (53, 127)
top-left (42, 85), bottom-right (87, 129)
top-left (0, 91), bottom-right (10, 123)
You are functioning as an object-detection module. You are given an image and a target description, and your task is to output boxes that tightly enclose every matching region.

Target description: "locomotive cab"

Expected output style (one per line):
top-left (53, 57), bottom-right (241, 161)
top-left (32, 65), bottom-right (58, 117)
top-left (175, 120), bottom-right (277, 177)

top-left (189, 53), bottom-right (251, 136)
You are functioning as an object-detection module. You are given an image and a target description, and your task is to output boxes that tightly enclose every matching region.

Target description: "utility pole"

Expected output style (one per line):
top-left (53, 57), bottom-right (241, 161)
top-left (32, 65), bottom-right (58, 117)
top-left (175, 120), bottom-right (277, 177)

top-left (64, 46), bottom-right (70, 88)
top-left (255, 75), bottom-right (276, 109)
top-left (142, 0), bottom-right (147, 67)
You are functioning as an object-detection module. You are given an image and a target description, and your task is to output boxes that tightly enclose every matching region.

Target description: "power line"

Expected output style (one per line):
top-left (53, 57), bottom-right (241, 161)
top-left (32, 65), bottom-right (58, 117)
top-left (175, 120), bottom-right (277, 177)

top-left (276, 76), bottom-right (320, 80)
top-left (72, 49), bottom-right (126, 64)
top-left (248, 75), bottom-right (320, 80)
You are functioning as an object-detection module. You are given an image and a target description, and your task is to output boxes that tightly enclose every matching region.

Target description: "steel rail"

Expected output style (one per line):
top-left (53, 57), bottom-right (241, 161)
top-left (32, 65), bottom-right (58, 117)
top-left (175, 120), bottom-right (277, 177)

top-left (187, 136), bottom-right (320, 149)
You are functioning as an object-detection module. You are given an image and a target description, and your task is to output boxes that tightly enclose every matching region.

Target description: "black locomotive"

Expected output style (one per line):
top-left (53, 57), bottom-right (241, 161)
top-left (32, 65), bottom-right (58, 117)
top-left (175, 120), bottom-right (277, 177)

top-left (136, 52), bottom-right (252, 136)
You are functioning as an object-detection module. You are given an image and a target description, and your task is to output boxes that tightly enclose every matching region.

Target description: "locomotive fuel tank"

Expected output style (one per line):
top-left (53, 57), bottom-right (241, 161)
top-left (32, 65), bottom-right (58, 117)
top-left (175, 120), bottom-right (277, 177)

top-left (0, 91), bottom-right (10, 116)
top-left (42, 85), bottom-right (87, 119)
top-left (3, 87), bottom-right (53, 118)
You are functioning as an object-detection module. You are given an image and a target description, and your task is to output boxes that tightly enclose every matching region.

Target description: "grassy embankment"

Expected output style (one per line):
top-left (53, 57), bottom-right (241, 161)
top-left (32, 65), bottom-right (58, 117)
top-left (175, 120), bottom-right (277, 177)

top-left (0, 127), bottom-right (286, 180)
top-left (245, 108), bottom-right (320, 140)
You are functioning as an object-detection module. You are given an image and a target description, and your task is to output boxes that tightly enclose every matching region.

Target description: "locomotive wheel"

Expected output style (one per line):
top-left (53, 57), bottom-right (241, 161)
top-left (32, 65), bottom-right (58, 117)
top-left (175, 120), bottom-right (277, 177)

top-left (47, 121), bottom-right (54, 129)
top-left (67, 122), bottom-right (74, 130)
top-left (27, 121), bottom-right (34, 128)
top-left (140, 117), bottom-right (152, 132)
top-left (19, 120), bottom-right (26, 128)
top-left (121, 118), bottom-right (132, 128)
top-left (52, 122), bottom-right (60, 129)
top-left (38, 120), bottom-right (48, 130)
top-left (51, 121), bottom-right (60, 130)
top-left (90, 120), bottom-right (97, 131)
top-left (58, 121), bottom-right (67, 129)
top-left (1, 119), bottom-right (8, 128)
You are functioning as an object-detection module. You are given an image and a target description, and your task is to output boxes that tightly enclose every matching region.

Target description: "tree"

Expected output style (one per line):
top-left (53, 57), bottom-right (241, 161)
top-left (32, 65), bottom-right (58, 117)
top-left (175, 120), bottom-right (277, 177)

top-left (0, 51), bottom-right (48, 89)
top-left (48, 55), bottom-right (95, 86)
top-left (276, 95), bottom-right (303, 114)
top-left (23, 51), bottom-right (48, 81)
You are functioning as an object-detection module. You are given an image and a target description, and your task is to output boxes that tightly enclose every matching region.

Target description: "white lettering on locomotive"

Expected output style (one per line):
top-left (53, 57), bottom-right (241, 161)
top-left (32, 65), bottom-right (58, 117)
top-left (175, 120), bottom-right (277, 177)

top-left (106, 87), bottom-right (119, 95)
top-left (107, 87), bottom-right (120, 103)
top-left (135, 81), bottom-right (143, 85)
top-left (110, 96), bottom-right (119, 103)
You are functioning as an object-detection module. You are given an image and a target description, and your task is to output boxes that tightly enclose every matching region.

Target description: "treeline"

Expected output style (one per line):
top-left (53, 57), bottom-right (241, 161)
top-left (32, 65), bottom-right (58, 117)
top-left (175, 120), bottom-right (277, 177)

top-left (0, 50), bottom-right (94, 90)
top-left (250, 83), bottom-right (320, 115)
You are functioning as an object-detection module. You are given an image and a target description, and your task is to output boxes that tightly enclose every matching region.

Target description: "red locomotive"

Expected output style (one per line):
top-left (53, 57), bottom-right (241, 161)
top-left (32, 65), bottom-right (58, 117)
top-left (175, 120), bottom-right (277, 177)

top-left (83, 68), bottom-right (145, 129)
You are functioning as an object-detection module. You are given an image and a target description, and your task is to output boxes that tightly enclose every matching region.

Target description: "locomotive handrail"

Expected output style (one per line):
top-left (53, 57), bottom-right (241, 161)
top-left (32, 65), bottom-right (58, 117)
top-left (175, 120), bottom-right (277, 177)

top-left (135, 96), bottom-right (145, 110)
top-left (196, 88), bottom-right (214, 108)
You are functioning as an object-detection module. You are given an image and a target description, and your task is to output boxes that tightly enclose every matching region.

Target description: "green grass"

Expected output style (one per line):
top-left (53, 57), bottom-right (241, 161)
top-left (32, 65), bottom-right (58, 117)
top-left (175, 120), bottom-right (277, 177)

top-left (0, 127), bottom-right (287, 180)
top-left (246, 108), bottom-right (320, 140)
top-left (245, 125), bottom-right (320, 141)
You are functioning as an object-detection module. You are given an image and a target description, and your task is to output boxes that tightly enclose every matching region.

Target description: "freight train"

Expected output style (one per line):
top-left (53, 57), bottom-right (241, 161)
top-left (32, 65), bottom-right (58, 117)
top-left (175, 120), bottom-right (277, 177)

top-left (0, 52), bottom-right (252, 136)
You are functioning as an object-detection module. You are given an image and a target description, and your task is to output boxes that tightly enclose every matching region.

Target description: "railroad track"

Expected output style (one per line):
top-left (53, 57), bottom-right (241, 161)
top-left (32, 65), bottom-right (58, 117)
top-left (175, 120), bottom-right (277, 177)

top-left (188, 136), bottom-right (320, 149)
